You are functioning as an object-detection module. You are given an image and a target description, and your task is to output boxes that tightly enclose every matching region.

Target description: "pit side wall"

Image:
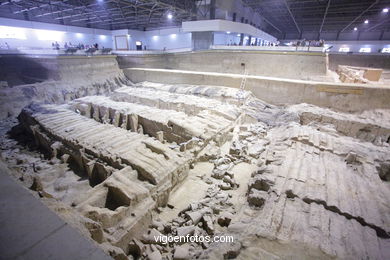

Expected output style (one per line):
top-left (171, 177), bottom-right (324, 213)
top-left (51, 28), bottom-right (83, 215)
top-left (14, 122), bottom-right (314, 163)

top-left (0, 55), bottom-right (120, 86)
top-left (0, 55), bottom-right (125, 119)
top-left (124, 68), bottom-right (390, 113)
top-left (116, 50), bottom-right (328, 80)
top-left (329, 54), bottom-right (390, 71)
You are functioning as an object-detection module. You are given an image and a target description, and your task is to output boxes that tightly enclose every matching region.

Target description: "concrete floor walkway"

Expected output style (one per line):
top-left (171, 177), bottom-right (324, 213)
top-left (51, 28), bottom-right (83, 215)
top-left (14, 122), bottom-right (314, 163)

top-left (0, 161), bottom-right (113, 260)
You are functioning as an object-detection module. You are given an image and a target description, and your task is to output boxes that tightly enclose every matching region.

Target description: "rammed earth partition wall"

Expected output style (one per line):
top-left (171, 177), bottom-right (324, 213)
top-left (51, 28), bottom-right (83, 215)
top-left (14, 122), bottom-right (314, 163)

top-left (123, 67), bottom-right (390, 113)
top-left (0, 55), bottom-right (128, 118)
top-left (116, 50), bottom-right (328, 80)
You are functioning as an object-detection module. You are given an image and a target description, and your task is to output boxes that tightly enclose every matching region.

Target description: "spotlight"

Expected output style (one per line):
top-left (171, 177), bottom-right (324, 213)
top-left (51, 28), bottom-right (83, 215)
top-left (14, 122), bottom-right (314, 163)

top-left (237, 34), bottom-right (241, 37)
top-left (364, 20), bottom-right (369, 24)
top-left (227, 31), bottom-right (230, 34)
top-left (167, 13), bottom-right (173, 19)
top-left (383, 8), bottom-right (389, 13)
top-left (354, 27), bottom-right (358, 31)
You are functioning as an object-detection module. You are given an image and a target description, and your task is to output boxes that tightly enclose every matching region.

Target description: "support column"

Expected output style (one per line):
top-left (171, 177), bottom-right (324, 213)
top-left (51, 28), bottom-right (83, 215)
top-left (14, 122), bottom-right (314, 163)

top-left (210, 0), bottom-right (216, 19)
top-left (380, 30), bottom-right (384, 40)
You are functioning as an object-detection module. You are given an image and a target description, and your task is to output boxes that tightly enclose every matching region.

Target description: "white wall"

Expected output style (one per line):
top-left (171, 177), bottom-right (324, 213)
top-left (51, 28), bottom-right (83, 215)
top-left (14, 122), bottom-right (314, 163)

top-left (0, 17), bottom-right (112, 49)
top-left (324, 41), bottom-right (390, 53)
top-left (285, 31), bottom-right (390, 42)
top-left (1, 17), bottom-right (278, 52)
top-left (214, 32), bottom-right (274, 46)
top-left (145, 30), bottom-right (191, 50)
top-left (279, 40), bottom-right (390, 54)
top-left (182, 20), bottom-right (276, 42)
top-left (111, 27), bottom-right (192, 50)
top-left (111, 24), bottom-right (276, 51)
top-left (214, 32), bottom-right (240, 45)
top-left (210, 45), bottom-right (324, 53)
top-left (112, 26), bottom-right (272, 51)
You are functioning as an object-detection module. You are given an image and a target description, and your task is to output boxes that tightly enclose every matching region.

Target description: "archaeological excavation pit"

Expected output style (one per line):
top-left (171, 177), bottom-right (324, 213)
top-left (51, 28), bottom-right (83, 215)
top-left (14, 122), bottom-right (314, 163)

top-left (0, 2), bottom-right (390, 260)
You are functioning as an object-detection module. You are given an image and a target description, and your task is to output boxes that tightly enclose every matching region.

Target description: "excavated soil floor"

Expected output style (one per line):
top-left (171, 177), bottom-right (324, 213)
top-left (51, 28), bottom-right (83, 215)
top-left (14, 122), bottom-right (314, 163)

top-left (0, 80), bottom-right (389, 260)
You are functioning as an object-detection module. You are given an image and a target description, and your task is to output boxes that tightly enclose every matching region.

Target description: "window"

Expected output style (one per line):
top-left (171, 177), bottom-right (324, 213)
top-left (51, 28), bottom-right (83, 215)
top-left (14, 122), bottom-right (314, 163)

top-left (381, 47), bottom-right (390, 53)
top-left (0, 26), bottom-right (26, 39)
top-left (250, 37), bottom-right (256, 45)
top-left (359, 47), bottom-right (371, 53)
top-left (338, 47), bottom-right (350, 52)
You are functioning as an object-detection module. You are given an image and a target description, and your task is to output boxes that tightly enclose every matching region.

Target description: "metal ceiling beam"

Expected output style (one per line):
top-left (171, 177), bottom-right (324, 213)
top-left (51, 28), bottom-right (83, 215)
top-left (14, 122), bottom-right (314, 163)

top-left (284, 0), bottom-right (301, 33)
top-left (148, 3), bottom-right (159, 24)
top-left (77, 0), bottom-right (105, 24)
top-left (340, 0), bottom-right (379, 32)
top-left (262, 16), bottom-right (282, 33)
top-left (366, 18), bottom-right (390, 31)
top-left (18, 0), bottom-right (194, 28)
top-left (319, 0), bottom-right (331, 33)
top-left (244, 0), bottom-right (388, 34)
top-left (54, 1), bottom-right (174, 26)
top-left (34, 1), bottom-right (97, 17)
top-left (13, 0), bottom-right (70, 14)
top-left (1, 0), bottom-right (387, 33)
